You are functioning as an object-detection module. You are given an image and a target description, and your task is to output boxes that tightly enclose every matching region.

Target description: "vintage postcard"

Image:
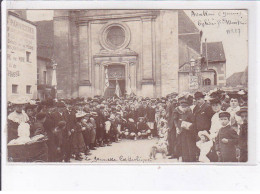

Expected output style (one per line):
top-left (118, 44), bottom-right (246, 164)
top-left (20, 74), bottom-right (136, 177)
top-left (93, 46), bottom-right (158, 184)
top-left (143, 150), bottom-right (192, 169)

top-left (4, 8), bottom-right (249, 164)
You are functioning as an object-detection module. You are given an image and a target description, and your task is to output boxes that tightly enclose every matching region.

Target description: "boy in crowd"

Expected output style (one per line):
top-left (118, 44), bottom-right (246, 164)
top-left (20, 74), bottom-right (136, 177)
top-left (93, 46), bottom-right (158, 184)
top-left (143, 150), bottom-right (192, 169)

top-left (215, 112), bottom-right (239, 162)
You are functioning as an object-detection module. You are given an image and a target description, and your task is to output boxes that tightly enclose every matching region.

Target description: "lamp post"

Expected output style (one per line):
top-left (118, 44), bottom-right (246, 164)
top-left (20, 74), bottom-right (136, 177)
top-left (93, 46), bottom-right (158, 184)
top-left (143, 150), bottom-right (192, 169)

top-left (51, 62), bottom-right (58, 99)
top-left (189, 57), bottom-right (201, 91)
top-left (190, 57), bottom-right (196, 76)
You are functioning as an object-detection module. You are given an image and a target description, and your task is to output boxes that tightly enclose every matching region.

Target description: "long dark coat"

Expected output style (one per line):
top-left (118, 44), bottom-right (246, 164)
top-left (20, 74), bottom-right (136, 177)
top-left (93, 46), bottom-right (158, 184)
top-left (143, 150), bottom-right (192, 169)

top-left (215, 125), bottom-right (238, 162)
top-left (173, 107), bottom-right (196, 162)
top-left (167, 102), bottom-right (177, 156)
top-left (193, 102), bottom-right (214, 133)
top-left (238, 123), bottom-right (248, 162)
top-left (146, 106), bottom-right (156, 122)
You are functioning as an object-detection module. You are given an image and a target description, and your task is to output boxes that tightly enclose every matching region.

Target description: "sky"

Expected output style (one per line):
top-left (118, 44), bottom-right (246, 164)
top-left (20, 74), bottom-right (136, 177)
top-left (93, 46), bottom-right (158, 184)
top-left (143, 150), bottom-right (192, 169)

top-left (184, 10), bottom-right (248, 77)
top-left (26, 9), bottom-right (248, 77)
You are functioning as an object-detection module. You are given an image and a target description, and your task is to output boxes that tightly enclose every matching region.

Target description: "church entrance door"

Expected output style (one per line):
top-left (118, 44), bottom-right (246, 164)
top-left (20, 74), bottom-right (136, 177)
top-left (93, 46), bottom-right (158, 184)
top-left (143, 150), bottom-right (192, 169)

top-left (104, 64), bottom-right (126, 98)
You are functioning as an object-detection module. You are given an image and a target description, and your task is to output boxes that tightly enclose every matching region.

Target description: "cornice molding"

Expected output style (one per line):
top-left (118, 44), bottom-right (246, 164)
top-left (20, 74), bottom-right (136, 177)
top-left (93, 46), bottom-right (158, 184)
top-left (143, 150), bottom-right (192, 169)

top-left (76, 10), bottom-right (159, 24)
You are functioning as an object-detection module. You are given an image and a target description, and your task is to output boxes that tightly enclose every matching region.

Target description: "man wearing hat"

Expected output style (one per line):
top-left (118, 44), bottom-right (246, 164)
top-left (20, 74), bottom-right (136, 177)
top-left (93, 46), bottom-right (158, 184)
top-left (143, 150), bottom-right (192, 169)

top-left (173, 96), bottom-right (196, 162)
top-left (51, 102), bottom-right (68, 127)
top-left (25, 103), bottom-right (37, 127)
top-left (236, 107), bottom-right (248, 162)
top-left (7, 97), bottom-right (30, 142)
top-left (215, 112), bottom-right (239, 162)
top-left (137, 100), bottom-right (148, 119)
top-left (31, 112), bottom-right (47, 137)
top-left (193, 92), bottom-right (214, 134)
top-left (51, 101), bottom-right (73, 161)
top-left (166, 98), bottom-right (178, 159)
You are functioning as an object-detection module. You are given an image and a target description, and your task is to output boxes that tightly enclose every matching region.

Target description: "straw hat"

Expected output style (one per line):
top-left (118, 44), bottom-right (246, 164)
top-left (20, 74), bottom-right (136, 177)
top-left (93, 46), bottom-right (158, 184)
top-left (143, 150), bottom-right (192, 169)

top-left (236, 106), bottom-right (248, 116)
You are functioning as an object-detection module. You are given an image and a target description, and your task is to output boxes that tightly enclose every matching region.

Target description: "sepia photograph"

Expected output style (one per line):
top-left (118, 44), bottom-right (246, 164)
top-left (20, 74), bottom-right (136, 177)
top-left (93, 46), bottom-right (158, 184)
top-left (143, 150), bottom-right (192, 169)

top-left (5, 8), bottom-right (249, 164)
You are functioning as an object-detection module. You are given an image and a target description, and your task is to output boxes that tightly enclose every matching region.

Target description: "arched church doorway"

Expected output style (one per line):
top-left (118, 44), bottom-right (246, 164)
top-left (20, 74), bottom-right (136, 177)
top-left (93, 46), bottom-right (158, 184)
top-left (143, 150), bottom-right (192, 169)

top-left (104, 64), bottom-right (126, 98)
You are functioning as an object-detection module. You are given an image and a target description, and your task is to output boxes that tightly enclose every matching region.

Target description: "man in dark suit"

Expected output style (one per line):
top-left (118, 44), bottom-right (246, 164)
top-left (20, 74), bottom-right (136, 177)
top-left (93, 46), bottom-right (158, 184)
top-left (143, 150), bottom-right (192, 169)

top-left (193, 92), bottom-right (214, 134)
top-left (51, 102), bottom-right (68, 127)
top-left (166, 98), bottom-right (178, 159)
top-left (137, 101), bottom-right (148, 119)
top-left (51, 102), bottom-right (70, 162)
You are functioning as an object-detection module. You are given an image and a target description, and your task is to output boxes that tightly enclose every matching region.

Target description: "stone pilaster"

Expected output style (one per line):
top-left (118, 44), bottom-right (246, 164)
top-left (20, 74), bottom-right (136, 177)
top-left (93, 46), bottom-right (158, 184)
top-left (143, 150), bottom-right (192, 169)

top-left (78, 23), bottom-right (91, 86)
top-left (53, 10), bottom-right (72, 98)
top-left (141, 16), bottom-right (154, 82)
top-left (141, 16), bottom-right (156, 97)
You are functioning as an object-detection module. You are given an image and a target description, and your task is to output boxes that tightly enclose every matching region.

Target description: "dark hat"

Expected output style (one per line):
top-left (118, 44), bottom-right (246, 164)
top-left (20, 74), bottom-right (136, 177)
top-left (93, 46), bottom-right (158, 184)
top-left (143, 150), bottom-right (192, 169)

top-left (236, 107), bottom-right (248, 116)
top-left (36, 112), bottom-right (46, 120)
top-left (210, 91), bottom-right (221, 99)
top-left (56, 102), bottom-right (66, 108)
top-left (227, 92), bottom-right (240, 100)
top-left (210, 98), bottom-right (221, 105)
top-left (46, 99), bottom-right (55, 107)
top-left (87, 97), bottom-right (92, 102)
top-left (219, 112), bottom-right (231, 119)
top-left (194, 92), bottom-right (205, 99)
top-left (25, 104), bottom-right (37, 111)
top-left (171, 92), bottom-right (178, 97)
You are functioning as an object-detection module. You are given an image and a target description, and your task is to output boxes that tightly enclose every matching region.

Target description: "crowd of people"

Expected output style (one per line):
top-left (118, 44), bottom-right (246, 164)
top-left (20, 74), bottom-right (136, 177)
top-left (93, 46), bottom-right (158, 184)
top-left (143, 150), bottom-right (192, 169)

top-left (7, 88), bottom-right (248, 163)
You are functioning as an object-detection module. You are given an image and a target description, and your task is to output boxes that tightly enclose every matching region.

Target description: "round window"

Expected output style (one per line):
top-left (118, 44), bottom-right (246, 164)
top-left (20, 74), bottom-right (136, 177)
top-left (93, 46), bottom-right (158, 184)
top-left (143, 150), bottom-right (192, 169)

top-left (106, 26), bottom-right (125, 48)
top-left (100, 22), bottom-right (130, 51)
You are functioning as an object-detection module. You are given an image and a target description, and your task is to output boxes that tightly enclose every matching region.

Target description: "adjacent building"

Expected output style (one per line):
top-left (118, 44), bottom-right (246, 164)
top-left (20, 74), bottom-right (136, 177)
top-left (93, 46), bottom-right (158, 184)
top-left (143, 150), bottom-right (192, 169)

top-left (35, 20), bottom-right (56, 100)
top-left (7, 11), bottom-right (37, 100)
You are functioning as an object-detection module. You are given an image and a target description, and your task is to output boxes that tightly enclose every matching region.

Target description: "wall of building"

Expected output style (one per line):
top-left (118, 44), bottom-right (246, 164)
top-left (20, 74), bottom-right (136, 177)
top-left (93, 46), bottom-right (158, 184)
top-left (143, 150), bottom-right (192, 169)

top-left (202, 62), bottom-right (226, 87)
top-left (178, 72), bottom-right (190, 93)
top-left (179, 39), bottom-right (200, 67)
top-left (7, 13), bottom-right (37, 100)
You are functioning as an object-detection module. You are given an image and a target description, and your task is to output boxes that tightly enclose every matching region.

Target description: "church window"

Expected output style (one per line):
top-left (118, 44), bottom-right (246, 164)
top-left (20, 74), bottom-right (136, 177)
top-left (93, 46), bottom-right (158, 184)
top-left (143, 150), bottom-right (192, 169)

top-left (106, 26), bottom-right (125, 48)
top-left (100, 22), bottom-right (130, 51)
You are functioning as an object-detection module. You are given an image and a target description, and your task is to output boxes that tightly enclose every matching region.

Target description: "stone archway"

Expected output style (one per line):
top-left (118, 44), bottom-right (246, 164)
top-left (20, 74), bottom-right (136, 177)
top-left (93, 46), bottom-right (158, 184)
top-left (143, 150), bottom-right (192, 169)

top-left (93, 54), bottom-right (138, 97)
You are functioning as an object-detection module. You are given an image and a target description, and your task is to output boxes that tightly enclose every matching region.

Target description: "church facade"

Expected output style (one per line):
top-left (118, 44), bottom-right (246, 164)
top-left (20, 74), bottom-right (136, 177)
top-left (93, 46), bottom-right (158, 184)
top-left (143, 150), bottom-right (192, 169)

top-left (53, 10), bottom-right (226, 98)
top-left (53, 10), bottom-right (179, 98)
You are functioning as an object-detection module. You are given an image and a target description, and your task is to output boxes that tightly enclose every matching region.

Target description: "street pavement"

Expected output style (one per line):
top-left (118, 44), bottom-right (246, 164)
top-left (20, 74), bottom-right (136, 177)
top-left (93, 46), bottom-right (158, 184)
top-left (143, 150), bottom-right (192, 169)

top-left (71, 138), bottom-right (179, 163)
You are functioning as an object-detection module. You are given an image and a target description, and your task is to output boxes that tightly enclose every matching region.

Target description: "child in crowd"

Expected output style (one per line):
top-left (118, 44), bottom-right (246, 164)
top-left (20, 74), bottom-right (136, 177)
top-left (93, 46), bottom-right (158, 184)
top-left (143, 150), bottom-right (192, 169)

top-left (81, 113), bottom-right (93, 155)
top-left (137, 117), bottom-right (152, 139)
top-left (196, 131), bottom-right (213, 163)
top-left (215, 112), bottom-right (239, 162)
